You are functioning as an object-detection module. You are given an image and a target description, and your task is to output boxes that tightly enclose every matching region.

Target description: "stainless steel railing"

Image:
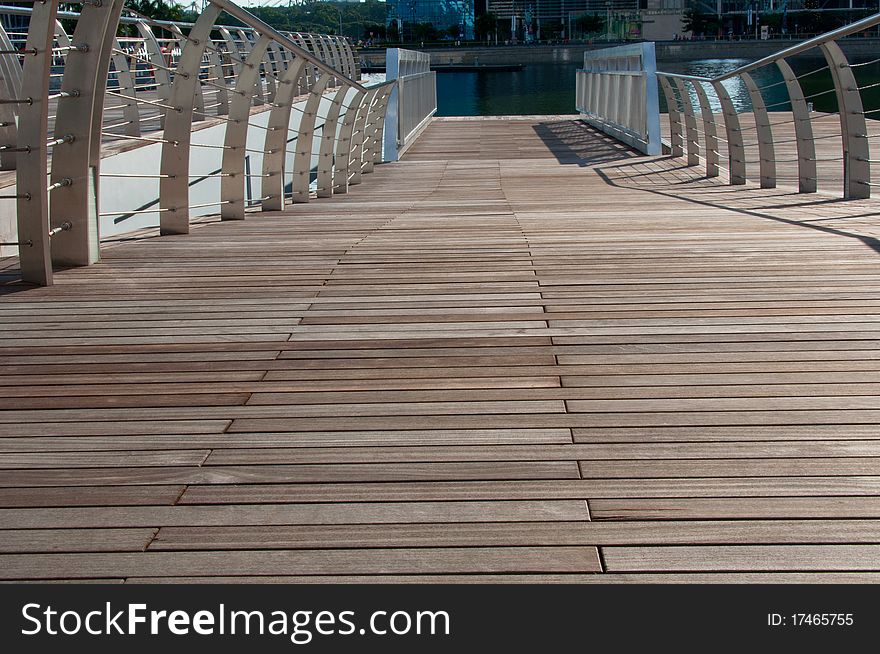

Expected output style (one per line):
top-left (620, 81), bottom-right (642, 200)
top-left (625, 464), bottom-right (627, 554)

top-left (0, 0), bottom-right (396, 286)
top-left (655, 12), bottom-right (880, 199)
top-left (383, 48), bottom-right (436, 162)
top-left (576, 42), bottom-right (661, 156)
top-left (576, 13), bottom-right (880, 201)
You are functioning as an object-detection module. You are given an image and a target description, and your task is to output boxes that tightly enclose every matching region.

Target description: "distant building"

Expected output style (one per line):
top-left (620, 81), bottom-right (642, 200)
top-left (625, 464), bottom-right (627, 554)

top-left (387, 0), bottom-right (476, 39)
top-left (483, 0), bottom-right (879, 42)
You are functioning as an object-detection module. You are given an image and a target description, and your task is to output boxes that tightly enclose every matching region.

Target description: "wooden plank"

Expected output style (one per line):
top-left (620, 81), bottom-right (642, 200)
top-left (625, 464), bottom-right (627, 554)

top-left (1, 117), bottom-right (880, 579)
top-left (119, 572), bottom-right (880, 584)
top-left (0, 500), bottom-right (591, 528)
top-left (602, 546), bottom-right (880, 572)
top-left (148, 519), bottom-right (880, 551)
top-left (589, 497), bottom-right (880, 521)
top-left (177, 477), bottom-right (880, 504)
top-left (0, 529), bottom-right (157, 553)
top-left (0, 486), bottom-right (185, 508)
top-left (0, 547), bottom-right (602, 579)
top-left (0, 461), bottom-right (581, 487)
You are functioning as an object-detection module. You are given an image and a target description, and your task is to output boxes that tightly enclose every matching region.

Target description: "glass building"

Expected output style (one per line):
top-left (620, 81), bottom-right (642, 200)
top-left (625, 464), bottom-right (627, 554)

top-left (387, 0), bottom-right (476, 39)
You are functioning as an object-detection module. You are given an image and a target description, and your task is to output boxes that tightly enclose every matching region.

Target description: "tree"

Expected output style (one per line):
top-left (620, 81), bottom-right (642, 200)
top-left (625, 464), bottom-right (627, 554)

top-left (125, 0), bottom-right (186, 22)
top-left (362, 22), bottom-right (386, 41)
top-left (475, 12), bottom-right (498, 40)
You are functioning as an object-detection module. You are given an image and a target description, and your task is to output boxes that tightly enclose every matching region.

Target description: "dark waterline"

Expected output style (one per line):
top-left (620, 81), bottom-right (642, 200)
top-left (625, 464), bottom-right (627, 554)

top-left (435, 60), bottom-right (880, 117)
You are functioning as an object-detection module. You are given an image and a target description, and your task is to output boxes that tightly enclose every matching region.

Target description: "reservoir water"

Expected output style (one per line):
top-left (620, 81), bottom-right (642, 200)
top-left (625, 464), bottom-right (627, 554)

top-left (434, 59), bottom-right (880, 117)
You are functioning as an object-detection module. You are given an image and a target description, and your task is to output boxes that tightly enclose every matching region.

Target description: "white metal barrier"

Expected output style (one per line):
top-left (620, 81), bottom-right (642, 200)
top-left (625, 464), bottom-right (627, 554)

top-left (575, 42), bottom-right (661, 156)
top-left (656, 12), bottom-right (880, 199)
top-left (383, 48), bottom-right (436, 162)
top-left (0, 0), bottom-right (391, 286)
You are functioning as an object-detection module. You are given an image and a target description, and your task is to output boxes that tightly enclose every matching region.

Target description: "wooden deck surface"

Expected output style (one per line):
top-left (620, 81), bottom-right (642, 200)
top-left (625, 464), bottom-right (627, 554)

top-left (2, 117), bottom-right (880, 582)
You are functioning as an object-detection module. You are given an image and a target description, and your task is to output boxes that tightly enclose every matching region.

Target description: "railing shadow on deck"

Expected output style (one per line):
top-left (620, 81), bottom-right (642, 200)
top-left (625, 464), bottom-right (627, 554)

top-left (531, 120), bottom-right (642, 167)
top-left (594, 158), bottom-right (880, 256)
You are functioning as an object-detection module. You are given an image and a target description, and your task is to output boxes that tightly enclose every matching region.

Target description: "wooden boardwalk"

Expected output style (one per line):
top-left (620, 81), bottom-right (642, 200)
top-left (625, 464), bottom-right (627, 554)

top-left (2, 117), bottom-right (880, 582)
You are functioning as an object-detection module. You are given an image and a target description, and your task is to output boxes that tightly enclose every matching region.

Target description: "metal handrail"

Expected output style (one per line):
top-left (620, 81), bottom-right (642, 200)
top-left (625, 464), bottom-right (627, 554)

top-left (651, 12), bottom-right (880, 200)
top-left (0, 0), bottom-right (396, 286)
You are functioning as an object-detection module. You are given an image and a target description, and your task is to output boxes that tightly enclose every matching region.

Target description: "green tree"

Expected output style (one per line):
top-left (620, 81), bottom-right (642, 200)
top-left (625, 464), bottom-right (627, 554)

top-left (412, 22), bottom-right (438, 42)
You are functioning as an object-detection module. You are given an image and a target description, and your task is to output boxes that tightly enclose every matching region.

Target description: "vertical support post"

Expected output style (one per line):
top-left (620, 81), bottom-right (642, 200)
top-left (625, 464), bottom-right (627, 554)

top-left (776, 57), bottom-right (817, 193)
top-left (110, 38), bottom-right (141, 137)
top-left (135, 21), bottom-right (172, 129)
top-left (168, 24), bottom-right (204, 122)
top-left (712, 80), bottom-right (746, 185)
top-left (383, 48), bottom-right (401, 162)
top-left (642, 42), bottom-right (661, 156)
top-left (219, 27), bottom-right (242, 79)
top-left (220, 34), bottom-right (271, 220)
top-left (159, 4), bottom-right (222, 235)
top-left (333, 87), bottom-right (366, 194)
top-left (658, 75), bottom-right (683, 157)
top-left (15, 0), bottom-right (59, 285)
top-left (741, 71), bottom-right (776, 189)
top-left (316, 85), bottom-right (350, 198)
top-left (672, 77), bottom-right (700, 166)
top-left (206, 43), bottom-right (230, 116)
top-left (362, 85), bottom-right (392, 169)
top-left (291, 72), bottom-right (332, 203)
top-left (691, 80), bottom-right (719, 178)
top-left (49, 0), bottom-right (126, 268)
top-left (0, 23), bottom-right (22, 170)
top-left (261, 57), bottom-right (307, 212)
top-left (348, 86), bottom-right (379, 186)
top-left (820, 40), bottom-right (870, 199)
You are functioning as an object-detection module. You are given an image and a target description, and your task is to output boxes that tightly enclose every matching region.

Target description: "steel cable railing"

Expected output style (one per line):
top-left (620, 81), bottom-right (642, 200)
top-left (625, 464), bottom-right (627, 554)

top-left (654, 12), bottom-right (880, 199)
top-left (0, 0), bottom-right (399, 286)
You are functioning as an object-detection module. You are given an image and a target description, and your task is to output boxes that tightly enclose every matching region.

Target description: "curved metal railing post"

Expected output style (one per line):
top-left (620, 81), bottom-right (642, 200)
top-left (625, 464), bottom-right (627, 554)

top-left (741, 72), bottom-right (776, 189)
top-left (291, 72), bottom-right (332, 203)
top-left (264, 40), bottom-right (284, 102)
top-left (292, 33), bottom-right (315, 91)
top-left (672, 77), bottom-right (699, 166)
top-left (323, 36), bottom-right (342, 83)
top-left (691, 81), bottom-right (719, 178)
top-left (361, 84), bottom-right (392, 170)
top-left (0, 22), bottom-right (21, 170)
top-left (109, 38), bottom-right (141, 137)
top-left (333, 87), bottom-right (365, 195)
top-left (218, 27), bottom-right (242, 79)
top-left (15, 0), bottom-right (59, 285)
top-left (776, 58), bottom-right (817, 193)
top-left (261, 56), bottom-right (307, 212)
top-left (220, 33), bottom-right (271, 220)
top-left (158, 4), bottom-right (222, 235)
top-left (166, 24), bottom-right (205, 122)
top-left (348, 86), bottom-right (379, 185)
top-left (341, 38), bottom-right (358, 79)
top-left (134, 20), bottom-right (172, 129)
top-left (49, 0), bottom-right (126, 268)
top-left (820, 40), bottom-right (870, 199)
top-left (316, 84), bottom-right (350, 198)
top-left (658, 76), bottom-right (683, 158)
top-left (206, 40), bottom-right (230, 116)
top-left (0, 21), bottom-right (22, 98)
top-left (711, 81), bottom-right (746, 186)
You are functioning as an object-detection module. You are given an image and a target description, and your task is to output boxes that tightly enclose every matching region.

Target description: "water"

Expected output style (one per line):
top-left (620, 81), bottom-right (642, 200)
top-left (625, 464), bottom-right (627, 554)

top-left (434, 59), bottom-right (880, 117)
top-left (436, 63), bottom-right (581, 116)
